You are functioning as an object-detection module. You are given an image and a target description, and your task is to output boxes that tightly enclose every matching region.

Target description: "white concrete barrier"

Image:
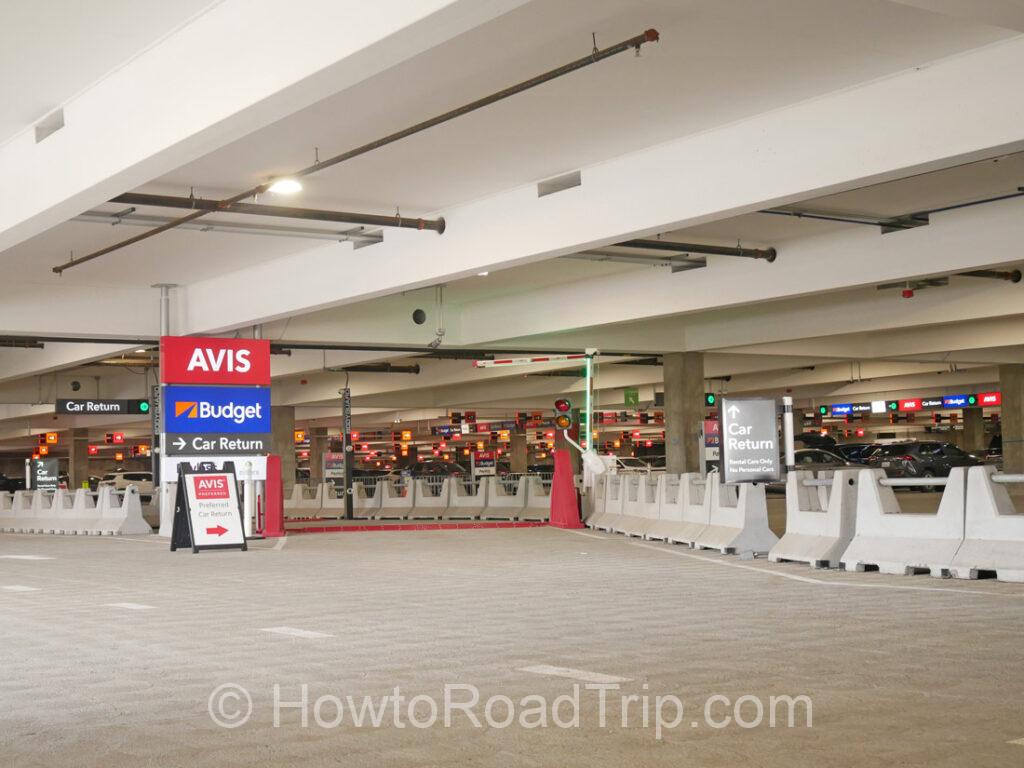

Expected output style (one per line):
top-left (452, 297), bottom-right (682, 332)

top-left (583, 474), bottom-right (607, 523)
top-left (480, 477), bottom-right (527, 520)
top-left (769, 469), bottom-right (862, 569)
top-left (693, 474), bottom-right (778, 556)
top-left (24, 490), bottom-right (52, 533)
top-left (841, 467), bottom-right (966, 577)
top-left (351, 481), bottom-right (381, 519)
top-left (91, 486), bottom-right (153, 535)
top-left (321, 482), bottom-right (345, 512)
top-left (520, 476), bottom-right (550, 522)
top-left (951, 466), bottom-right (1024, 582)
top-left (662, 474), bottom-right (714, 545)
top-left (42, 489), bottom-right (75, 534)
top-left (59, 488), bottom-right (101, 534)
top-left (615, 475), bottom-right (656, 537)
top-left (409, 479), bottom-right (450, 520)
top-left (6, 491), bottom-right (34, 532)
top-left (442, 479), bottom-right (487, 519)
top-left (591, 474), bottom-right (626, 532)
top-left (0, 491), bottom-right (13, 531)
top-left (375, 479), bottom-right (414, 520)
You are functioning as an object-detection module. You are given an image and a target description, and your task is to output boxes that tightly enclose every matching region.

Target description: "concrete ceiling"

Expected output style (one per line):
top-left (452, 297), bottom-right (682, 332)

top-left (0, 0), bottom-right (221, 145)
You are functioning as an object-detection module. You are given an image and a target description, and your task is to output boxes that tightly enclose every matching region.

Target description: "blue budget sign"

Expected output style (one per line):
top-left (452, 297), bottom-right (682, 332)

top-left (163, 385), bottom-right (271, 434)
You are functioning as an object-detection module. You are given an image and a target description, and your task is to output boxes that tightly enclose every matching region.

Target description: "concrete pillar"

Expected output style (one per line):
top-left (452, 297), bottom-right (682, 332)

top-left (271, 406), bottom-right (297, 493)
top-left (1000, 364), bottom-right (1024, 473)
top-left (510, 431), bottom-right (528, 474)
top-left (68, 428), bottom-right (90, 489)
top-left (616, 435), bottom-right (633, 457)
top-left (664, 352), bottom-right (704, 475)
top-left (962, 407), bottom-right (985, 454)
top-left (308, 426), bottom-right (328, 485)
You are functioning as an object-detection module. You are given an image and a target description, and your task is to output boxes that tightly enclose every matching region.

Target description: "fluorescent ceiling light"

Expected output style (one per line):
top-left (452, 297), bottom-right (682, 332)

top-left (134, 349), bottom-right (146, 354)
top-left (268, 178), bottom-right (302, 195)
top-left (478, 271), bottom-right (489, 276)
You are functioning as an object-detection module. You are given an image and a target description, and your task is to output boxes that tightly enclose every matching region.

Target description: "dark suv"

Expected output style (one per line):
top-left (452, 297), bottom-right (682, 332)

top-left (864, 442), bottom-right (980, 490)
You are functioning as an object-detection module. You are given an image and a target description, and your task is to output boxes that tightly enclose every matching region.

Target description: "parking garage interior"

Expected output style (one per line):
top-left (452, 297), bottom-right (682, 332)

top-left (3, 2), bottom-right (1024, 766)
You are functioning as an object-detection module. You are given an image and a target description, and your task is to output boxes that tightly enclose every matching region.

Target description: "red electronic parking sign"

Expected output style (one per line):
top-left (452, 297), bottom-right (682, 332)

top-left (161, 336), bottom-right (270, 385)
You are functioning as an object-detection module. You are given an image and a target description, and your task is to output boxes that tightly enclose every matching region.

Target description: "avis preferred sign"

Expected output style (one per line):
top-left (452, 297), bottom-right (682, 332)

top-left (160, 336), bottom-right (270, 385)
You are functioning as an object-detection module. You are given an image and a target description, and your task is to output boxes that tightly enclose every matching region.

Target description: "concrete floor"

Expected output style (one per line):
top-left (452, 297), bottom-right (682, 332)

top-left (2, 527), bottom-right (1023, 767)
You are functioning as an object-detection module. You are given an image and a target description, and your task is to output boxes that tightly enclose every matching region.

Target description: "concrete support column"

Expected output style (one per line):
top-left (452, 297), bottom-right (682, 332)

top-left (1000, 364), bottom-right (1024, 474)
top-left (664, 352), bottom-right (704, 475)
top-left (271, 406), bottom-right (297, 493)
top-left (308, 427), bottom-right (328, 485)
top-left (510, 431), bottom-right (528, 474)
top-left (68, 428), bottom-right (90, 489)
top-left (616, 435), bottom-right (633, 457)
top-left (962, 407), bottom-right (985, 454)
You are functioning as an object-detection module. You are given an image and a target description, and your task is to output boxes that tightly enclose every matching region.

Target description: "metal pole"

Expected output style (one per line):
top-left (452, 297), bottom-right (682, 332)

top-left (242, 460), bottom-right (255, 538)
top-left (342, 387), bottom-right (354, 520)
top-left (253, 324), bottom-right (266, 529)
top-left (153, 284), bottom-right (175, 536)
top-left (782, 395), bottom-right (796, 473)
top-left (584, 352), bottom-right (595, 454)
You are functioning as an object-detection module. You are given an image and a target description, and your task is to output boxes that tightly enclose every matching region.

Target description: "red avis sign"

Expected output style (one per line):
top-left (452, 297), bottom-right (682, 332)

top-left (161, 336), bottom-right (270, 385)
top-left (192, 474), bottom-right (230, 500)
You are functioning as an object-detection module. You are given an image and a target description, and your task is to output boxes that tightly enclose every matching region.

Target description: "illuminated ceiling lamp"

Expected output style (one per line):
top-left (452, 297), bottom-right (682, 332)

top-left (267, 178), bottom-right (302, 195)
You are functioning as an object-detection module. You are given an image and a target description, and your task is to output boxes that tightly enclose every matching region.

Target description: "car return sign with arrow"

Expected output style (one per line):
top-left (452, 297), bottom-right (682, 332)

top-left (718, 397), bottom-right (780, 484)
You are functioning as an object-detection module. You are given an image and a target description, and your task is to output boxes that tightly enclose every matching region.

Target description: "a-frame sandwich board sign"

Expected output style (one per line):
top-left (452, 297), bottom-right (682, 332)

top-left (170, 461), bottom-right (248, 553)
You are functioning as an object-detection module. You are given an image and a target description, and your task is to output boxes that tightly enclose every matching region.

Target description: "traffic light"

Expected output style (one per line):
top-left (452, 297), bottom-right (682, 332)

top-left (704, 393), bottom-right (717, 407)
top-left (818, 405), bottom-right (828, 416)
top-left (553, 398), bottom-right (573, 430)
top-left (128, 399), bottom-right (150, 415)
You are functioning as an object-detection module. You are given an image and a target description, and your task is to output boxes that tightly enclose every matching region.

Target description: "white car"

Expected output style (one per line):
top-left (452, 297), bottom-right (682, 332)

top-left (97, 471), bottom-right (155, 497)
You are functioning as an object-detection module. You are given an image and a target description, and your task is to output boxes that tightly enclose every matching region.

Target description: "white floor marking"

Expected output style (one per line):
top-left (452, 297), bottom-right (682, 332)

top-left (260, 626), bottom-right (334, 639)
top-left (272, 536), bottom-right (287, 551)
top-left (106, 602), bottom-right (155, 610)
top-left (518, 665), bottom-right (632, 684)
top-left (1009, 737), bottom-right (1024, 746)
top-left (564, 530), bottom-right (615, 541)
top-left (0, 555), bottom-right (53, 560)
top-left (95, 536), bottom-right (164, 544)
top-left (2, 585), bottom-right (39, 592)
top-left (631, 542), bottom-right (1024, 599)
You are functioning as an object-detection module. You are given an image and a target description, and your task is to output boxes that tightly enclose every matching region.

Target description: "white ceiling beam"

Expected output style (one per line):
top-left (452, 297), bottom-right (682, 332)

top-left (464, 198), bottom-right (1024, 344)
top-left (891, 0), bottom-right (1024, 31)
top-left (180, 35), bottom-right (1024, 336)
top-left (0, 0), bottom-right (527, 254)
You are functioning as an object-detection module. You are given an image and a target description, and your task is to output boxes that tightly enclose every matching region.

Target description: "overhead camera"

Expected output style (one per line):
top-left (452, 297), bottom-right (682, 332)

top-left (412, 309), bottom-right (427, 325)
top-left (70, 380), bottom-right (81, 392)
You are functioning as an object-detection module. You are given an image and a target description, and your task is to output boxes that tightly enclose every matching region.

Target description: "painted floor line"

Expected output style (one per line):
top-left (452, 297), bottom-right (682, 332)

top-left (260, 626), bottom-right (334, 639)
top-left (272, 536), bottom-right (287, 551)
top-left (2, 585), bottom-right (39, 592)
top-left (518, 665), bottom-right (632, 684)
top-left (631, 542), bottom-right (1024, 598)
top-left (106, 602), bottom-right (155, 610)
top-left (1009, 737), bottom-right (1024, 746)
top-left (0, 555), bottom-right (54, 560)
top-left (564, 530), bottom-right (616, 541)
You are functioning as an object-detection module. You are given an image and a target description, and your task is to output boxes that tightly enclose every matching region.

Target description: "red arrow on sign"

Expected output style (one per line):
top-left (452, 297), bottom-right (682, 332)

top-left (206, 525), bottom-right (228, 536)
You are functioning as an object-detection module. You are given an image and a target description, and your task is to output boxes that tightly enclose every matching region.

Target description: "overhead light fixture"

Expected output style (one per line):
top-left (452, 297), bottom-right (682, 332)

top-left (134, 348), bottom-right (146, 354)
top-left (267, 178), bottom-right (302, 195)
top-left (477, 271), bottom-right (489, 277)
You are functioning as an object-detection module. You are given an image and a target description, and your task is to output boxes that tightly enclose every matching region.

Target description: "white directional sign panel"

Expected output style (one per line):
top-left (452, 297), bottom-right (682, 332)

top-left (183, 470), bottom-right (246, 548)
top-left (719, 397), bottom-right (780, 484)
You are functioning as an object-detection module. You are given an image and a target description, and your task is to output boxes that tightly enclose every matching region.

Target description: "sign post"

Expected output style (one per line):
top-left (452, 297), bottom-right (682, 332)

top-left (342, 387), bottom-right (354, 521)
top-left (718, 397), bottom-right (780, 484)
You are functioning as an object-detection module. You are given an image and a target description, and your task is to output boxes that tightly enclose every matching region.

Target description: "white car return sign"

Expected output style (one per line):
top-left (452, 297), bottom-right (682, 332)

top-left (719, 397), bottom-right (781, 484)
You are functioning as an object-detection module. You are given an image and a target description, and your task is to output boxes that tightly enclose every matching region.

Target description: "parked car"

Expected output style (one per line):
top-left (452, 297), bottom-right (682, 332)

top-left (833, 443), bottom-right (879, 463)
top-left (0, 473), bottom-right (26, 493)
top-left (768, 448), bottom-right (853, 492)
top-left (387, 460), bottom-right (467, 480)
top-left (864, 442), bottom-right (981, 491)
top-left (97, 471), bottom-right (155, 498)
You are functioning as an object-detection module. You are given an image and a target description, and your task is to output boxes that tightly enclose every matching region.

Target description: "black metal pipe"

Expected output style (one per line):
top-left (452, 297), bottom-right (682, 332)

top-left (53, 28), bottom-right (659, 275)
top-left (760, 209), bottom-right (914, 230)
top-left (960, 269), bottom-right (1022, 283)
top-left (909, 187), bottom-right (1024, 221)
top-left (336, 363), bottom-right (422, 374)
top-left (616, 238), bottom-right (776, 262)
top-left (109, 193), bottom-right (445, 232)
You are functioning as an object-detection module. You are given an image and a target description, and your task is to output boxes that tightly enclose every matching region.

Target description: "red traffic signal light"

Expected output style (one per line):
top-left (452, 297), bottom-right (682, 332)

top-left (554, 398), bottom-right (572, 413)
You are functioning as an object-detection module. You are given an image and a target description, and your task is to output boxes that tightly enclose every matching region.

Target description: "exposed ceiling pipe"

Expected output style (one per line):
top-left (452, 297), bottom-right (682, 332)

top-left (959, 268), bottom-right (1022, 282)
top-left (616, 238), bottom-right (777, 261)
top-left (108, 193), bottom-right (445, 232)
top-left (52, 28), bottom-right (659, 275)
top-left (331, 363), bottom-right (422, 374)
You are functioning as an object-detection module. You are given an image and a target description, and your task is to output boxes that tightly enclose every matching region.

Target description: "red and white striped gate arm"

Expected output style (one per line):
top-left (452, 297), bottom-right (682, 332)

top-left (473, 353), bottom-right (588, 368)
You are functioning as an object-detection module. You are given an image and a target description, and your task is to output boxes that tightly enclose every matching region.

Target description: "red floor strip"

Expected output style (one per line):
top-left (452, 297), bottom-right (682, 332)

top-left (284, 521), bottom-right (549, 534)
